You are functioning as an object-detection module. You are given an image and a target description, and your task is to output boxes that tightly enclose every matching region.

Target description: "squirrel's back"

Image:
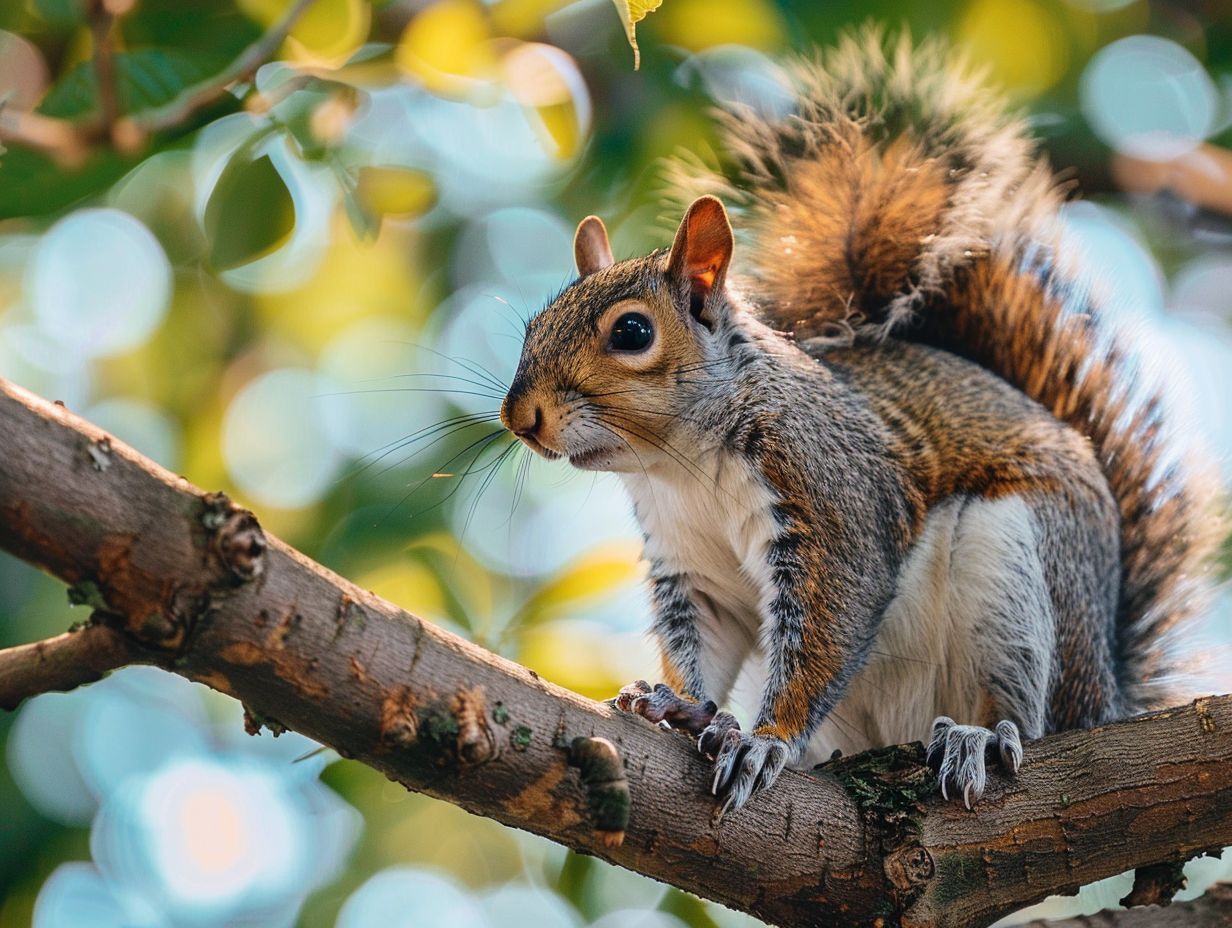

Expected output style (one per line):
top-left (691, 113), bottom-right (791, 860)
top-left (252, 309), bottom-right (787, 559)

top-left (670, 28), bottom-right (1226, 710)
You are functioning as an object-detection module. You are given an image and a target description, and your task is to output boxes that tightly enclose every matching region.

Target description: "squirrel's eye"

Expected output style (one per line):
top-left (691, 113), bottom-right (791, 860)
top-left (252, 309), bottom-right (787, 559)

top-left (609, 312), bottom-right (654, 352)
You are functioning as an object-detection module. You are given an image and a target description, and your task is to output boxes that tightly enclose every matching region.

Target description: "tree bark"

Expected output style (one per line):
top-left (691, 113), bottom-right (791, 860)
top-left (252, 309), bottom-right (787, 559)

top-left (0, 375), bottom-right (1229, 928)
top-left (1022, 883), bottom-right (1232, 927)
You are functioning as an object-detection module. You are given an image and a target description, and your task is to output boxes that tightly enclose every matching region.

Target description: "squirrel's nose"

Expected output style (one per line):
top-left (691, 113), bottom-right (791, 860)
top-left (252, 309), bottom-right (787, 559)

top-left (517, 406), bottom-right (544, 439)
top-left (501, 393), bottom-right (543, 439)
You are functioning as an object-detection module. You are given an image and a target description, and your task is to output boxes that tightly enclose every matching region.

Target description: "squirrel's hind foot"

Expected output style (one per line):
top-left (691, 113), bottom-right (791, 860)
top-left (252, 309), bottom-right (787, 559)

top-left (926, 716), bottom-right (1023, 809)
top-left (613, 680), bottom-right (718, 735)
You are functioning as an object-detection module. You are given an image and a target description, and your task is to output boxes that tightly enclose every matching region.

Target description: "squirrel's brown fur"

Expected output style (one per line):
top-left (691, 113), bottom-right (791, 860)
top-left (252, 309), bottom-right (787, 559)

top-left (668, 28), bottom-right (1225, 709)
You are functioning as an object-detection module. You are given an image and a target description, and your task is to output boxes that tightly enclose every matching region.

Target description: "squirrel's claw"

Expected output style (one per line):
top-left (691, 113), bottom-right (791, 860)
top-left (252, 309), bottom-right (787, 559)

top-left (995, 719), bottom-right (1024, 774)
top-left (697, 709), bottom-right (740, 759)
top-left (708, 727), bottom-right (789, 817)
top-left (613, 681), bottom-right (718, 736)
top-left (926, 716), bottom-right (1022, 809)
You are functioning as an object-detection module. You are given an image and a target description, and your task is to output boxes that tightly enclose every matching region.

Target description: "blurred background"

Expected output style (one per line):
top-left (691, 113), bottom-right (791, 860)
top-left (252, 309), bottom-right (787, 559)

top-left (1, 0), bottom-right (1231, 925)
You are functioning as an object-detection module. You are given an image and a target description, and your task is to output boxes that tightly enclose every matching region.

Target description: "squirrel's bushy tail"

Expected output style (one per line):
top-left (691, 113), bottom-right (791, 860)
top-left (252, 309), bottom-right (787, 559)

top-left (671, 28), bottom-right (1226, 709)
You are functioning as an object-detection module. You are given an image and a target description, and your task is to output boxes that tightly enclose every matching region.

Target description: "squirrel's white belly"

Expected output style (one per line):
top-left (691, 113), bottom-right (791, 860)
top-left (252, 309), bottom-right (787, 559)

top-left (625, 453), bottom-right (1054, 766)
top-left (798, 494), bottom-right (1054, 766)
top-left (622, 450), bottom-right (781, 698)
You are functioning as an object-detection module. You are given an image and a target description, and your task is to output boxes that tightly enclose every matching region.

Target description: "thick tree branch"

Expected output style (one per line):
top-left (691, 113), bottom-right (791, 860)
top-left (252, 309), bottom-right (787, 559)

top-left (0, 374), bottom-right (1229, 928)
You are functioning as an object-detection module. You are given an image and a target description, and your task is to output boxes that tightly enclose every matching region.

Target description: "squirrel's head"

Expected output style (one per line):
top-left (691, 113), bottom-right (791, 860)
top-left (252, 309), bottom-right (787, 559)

top-left (501, 195), bottom-right (736, 472)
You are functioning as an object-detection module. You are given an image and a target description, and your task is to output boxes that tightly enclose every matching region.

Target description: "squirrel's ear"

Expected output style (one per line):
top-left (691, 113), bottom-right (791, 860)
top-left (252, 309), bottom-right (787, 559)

top-left (574, 215), bottom-right (614, 277)
top-left (667, 195), bottom-right (733, 329)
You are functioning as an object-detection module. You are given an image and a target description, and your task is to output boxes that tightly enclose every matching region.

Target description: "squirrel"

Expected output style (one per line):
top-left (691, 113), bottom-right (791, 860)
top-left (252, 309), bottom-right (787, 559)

top-left (499, 30), bottom-right (1225, 813)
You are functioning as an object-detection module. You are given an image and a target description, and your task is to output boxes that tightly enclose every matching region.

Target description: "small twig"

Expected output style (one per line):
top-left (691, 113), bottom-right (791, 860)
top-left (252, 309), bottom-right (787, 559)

top-left (1114, 144), bottom-right (1232, 218)
top-left (122, 0), bottom-right (318, 139)
top-left (0, 620), bottom-right (143, 711)
top-left (89, 0), bottom-right (121, 139)
top-left (0, 106), bottom-right (89, 167)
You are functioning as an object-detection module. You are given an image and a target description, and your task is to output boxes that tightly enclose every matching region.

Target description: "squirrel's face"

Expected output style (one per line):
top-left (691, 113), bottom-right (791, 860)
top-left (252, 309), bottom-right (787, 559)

top-left (501, 196), bottom-right (734, 473)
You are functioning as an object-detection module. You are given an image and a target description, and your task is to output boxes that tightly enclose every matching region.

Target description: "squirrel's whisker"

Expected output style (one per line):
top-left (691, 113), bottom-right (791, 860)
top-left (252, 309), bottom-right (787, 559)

top-left (337, 412), bottom-right (501, 487)
top-left (386, 340), bottom-right (510, 394)
top-left (366, 414), bottom-right (505, 483)
top-left (383, 371), bottom-right (511, 395)
top-left (456, 439), bottom-right (522, 561)
top-left (380, 428), bottom-right (512, 528)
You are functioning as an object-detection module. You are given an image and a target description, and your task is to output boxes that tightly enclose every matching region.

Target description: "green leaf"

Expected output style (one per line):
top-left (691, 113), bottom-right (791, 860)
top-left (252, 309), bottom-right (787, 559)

top-left (0, 143), bottom-right (145, 219)
top-left (119, 0), bottom-right (260, 63)
top-left (39, 48), bottom-right (211, 120)
top-left (32, 0), bottom-right (86, 29)
top-left (504, 542), bottom-right (642, 639)
top-left (204, 152), bottom-right (295, 270)
top-left (355, 165), bottom-right (435, 217)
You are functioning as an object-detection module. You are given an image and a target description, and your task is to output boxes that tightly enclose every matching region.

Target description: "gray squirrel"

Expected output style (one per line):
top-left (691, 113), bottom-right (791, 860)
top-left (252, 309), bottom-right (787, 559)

top-left (499, 31), bottom-right (1225, 813)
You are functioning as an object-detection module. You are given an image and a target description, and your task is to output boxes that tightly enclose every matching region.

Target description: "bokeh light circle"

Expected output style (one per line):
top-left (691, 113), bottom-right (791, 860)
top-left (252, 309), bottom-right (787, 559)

top-left (479, 883), bottom-right (581, 928)
top-left (8, 691), bottom-right (99, 827)
top-left (675, 45), bottom-right (795, 117)
top-left (85, 397), bottom-right (182, 470)
top-left (27, 209), bottom-right (172, 359)
top-left (1080, 36), bottom-right (1217, 161)
top-left (337, 867), bottom-right (487, 928)
top-left (317, 316), bottom-right (443, 459)
top-left (222, 368), bottom-right (343, 509)
top-left (453, 206), bottom-right (573, 290)
top-left (88, 753), bottom-right (358, 926)
top-left (32, 862), bottom-right (161, 928)
top-left (590, 910), bottom-right (689, 928)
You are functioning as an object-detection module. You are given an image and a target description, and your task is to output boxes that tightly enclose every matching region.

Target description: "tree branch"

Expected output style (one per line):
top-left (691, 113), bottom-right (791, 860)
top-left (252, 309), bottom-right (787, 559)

top-left (0, 373), bottom-right (1229, 928)
top-left (0, 0), bottom-right (317, 160)
top-left (0, 617), bottom-right (150, 711)
top-left (1026, 883), bottom-right (1232, 927)
top-left (121, 0), bottom-right (317, 139)
top-left (0, 107), bottom-right (90, 167)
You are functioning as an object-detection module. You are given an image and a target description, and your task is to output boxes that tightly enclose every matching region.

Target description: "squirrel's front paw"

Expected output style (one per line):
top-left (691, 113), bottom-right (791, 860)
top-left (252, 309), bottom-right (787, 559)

top-left (613, 680), bottom-right (717, 735)
top-left (926, 716), bottom-right (1023, 809)
top-left (702, 718), bottom-right (790, 816)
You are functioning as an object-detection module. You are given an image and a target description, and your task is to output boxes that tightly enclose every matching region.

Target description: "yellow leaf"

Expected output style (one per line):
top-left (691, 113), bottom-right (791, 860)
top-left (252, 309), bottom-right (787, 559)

top-left (355, 166), bottom-right (437, 218)
top-left (515, 541), bottom-right (643, 628)
top-left (611, 0), bottom-right (663, 70)
top-left (958, 0), bottom-right (1068, 98)
top-left (395, 0), bottom-right (500, 99)
top-left (517, 624), bottom-right (632, 700)
top-left (489, 0), bottom-right (576, 37)
top-left (238, 0), bottom-right (370, 66)
top-left (254, 214), bottom-right (422, 353)
top-left (355, 559), bottom-right (448, 623)
top-left (406, 532), bottom-right (495, 630)
top-left (288, 0), bottom-right (370, 65)
top-left (501, 42), bottom-right (590, 160)
top-left (652, 0), bottom-right (783, 53)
